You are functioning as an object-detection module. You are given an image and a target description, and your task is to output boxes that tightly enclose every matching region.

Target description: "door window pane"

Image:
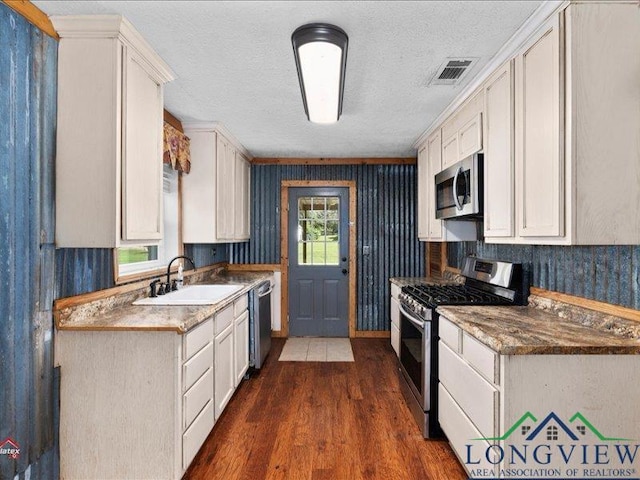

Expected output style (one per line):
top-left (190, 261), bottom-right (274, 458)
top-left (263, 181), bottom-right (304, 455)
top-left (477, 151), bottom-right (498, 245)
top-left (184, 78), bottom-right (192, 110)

top-left (297, 196), bottom-right (340, 265)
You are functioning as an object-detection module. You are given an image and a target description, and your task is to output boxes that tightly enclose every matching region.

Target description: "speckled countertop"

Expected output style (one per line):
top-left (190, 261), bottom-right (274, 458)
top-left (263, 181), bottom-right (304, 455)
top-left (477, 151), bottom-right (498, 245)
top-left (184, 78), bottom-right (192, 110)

top-left (437, 295), bottom-right (640, 355)
top-left (54, 270), bottom-right (273, 334)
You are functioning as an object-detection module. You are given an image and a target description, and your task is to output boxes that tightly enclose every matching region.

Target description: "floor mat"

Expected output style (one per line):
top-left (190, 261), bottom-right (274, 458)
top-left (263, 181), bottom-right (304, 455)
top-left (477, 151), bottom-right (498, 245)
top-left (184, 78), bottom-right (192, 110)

top-left (278, 337), bottom-right (354, 362)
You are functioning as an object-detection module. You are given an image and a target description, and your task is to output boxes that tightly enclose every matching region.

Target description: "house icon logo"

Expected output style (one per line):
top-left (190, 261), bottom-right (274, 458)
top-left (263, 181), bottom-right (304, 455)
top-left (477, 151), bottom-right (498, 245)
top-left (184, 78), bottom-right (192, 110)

top-left (476, 411), bottom-right (632, 443)
top-left (0, 438), bottom-right (20, 459)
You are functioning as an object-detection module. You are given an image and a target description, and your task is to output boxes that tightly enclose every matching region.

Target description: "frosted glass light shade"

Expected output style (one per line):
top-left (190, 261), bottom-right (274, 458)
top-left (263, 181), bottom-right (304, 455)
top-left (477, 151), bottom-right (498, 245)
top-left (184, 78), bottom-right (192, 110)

top-left (292, 24), bottom-right (348, 124)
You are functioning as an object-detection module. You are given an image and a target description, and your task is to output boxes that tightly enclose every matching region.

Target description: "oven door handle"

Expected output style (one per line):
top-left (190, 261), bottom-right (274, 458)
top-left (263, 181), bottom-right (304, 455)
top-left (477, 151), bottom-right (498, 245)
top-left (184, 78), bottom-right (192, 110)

top-left (399, 304), bottom-right (426, 331)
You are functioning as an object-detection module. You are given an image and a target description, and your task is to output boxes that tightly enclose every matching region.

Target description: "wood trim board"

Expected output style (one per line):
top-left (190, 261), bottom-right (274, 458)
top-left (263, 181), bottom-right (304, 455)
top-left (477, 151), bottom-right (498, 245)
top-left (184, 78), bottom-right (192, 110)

top-left (354, 331), bottom-right (391, 339)
top-left (163, 109), bottom-right (184, 133)
top-left (227, 264), bottom-right (281, 272)
top-left (252, 157), bottom-right (416, 166)
top-left (530, 287), bottom-right (640, 323)
top-left (280, 180), bottom-right (357, 338)
top-left (3, 0), bottom-right (59, 39)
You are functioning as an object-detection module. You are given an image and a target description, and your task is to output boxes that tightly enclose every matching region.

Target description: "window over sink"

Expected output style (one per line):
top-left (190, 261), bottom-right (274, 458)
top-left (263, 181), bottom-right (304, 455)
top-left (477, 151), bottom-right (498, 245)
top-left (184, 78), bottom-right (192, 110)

top-left (116, 164), bottom-right (180, 281)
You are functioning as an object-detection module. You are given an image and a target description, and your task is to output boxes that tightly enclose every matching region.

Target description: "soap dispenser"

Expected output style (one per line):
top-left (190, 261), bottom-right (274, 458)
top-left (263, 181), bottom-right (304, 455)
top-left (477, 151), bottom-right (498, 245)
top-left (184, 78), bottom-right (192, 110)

top-left (176, 263), bottom-right (184, 290)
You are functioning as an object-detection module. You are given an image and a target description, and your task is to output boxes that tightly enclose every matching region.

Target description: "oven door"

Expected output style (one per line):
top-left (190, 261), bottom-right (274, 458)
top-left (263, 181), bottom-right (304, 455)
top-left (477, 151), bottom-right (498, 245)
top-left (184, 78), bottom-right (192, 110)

top-left (398, 304), bottom-right (430, 411)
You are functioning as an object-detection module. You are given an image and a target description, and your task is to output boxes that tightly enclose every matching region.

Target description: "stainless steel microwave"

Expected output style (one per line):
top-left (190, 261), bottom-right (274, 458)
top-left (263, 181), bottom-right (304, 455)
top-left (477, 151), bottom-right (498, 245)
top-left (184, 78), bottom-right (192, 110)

top-left (434, 153), bottom-right (483, 220)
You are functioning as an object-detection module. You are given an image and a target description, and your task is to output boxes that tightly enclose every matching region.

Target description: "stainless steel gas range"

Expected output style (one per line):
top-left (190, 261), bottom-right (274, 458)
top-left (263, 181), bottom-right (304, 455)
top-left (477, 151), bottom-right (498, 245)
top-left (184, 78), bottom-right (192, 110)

top-left (397, 256), bottom-right (528, 438)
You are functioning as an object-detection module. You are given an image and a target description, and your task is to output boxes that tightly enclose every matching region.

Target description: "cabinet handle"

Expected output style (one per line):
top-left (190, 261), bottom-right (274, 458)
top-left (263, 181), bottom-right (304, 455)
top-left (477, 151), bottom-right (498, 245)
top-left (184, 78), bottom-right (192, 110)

top-left (453, 166), bottom-right (463, 211)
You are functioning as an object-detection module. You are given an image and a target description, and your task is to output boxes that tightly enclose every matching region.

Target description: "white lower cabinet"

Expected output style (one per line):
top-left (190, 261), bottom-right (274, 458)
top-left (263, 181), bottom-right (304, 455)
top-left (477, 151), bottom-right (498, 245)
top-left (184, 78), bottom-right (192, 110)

top-left (438, 315), bottom-right (640, 477)
top-left (214, 322), bottom-right (234, 419)
top-left (390, 283), bottom-right (400, 357)
top-left (56, 293), bottom-right (251, 479)
top-left (234, 310), bottom-right (250, 386)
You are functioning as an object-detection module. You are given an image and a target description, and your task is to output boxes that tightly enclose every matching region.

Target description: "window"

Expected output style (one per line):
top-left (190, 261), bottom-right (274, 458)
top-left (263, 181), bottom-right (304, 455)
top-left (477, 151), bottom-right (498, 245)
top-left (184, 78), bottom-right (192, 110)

top-left (521, 425), bottom-right (531, 436)
top-left (546, 425), bottom-right (558, 441)
top-left (117, 164), bottom-right (179, 279)
top-left (297, 196), bottom-right (339, 266)
top-left (577, 425), bottom-right (586, 435)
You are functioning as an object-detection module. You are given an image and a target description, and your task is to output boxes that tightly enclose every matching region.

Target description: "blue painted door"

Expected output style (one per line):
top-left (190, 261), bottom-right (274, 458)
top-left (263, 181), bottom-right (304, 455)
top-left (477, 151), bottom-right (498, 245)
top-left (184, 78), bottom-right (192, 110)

top-left (288, 187), bottom-right (349, 337)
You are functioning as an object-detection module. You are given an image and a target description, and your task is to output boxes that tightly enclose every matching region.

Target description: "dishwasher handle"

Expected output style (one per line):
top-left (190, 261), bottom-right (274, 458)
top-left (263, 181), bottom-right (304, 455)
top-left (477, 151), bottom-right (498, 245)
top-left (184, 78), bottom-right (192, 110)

top-left (256, 281), bottom-right (273, 298)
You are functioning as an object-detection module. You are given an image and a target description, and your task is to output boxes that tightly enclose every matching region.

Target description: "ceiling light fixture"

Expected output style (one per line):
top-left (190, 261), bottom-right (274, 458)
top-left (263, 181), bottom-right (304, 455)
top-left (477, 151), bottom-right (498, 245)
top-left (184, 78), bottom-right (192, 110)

top-left (291, 23), bottom-right (348, 124)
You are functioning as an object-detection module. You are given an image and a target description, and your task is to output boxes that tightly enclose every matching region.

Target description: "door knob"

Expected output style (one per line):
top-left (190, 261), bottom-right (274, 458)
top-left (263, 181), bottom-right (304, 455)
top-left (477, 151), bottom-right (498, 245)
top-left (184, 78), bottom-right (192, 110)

top-left (341, 257), bottom-right (347, 262)
top-left (342, 269), bottom-right (348, 275)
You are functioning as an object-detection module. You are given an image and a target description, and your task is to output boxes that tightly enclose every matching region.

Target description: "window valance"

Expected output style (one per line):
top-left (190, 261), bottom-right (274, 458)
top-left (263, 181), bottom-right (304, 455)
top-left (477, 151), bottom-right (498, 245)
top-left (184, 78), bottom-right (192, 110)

top-left (163, 121), bottom-right (191, 173)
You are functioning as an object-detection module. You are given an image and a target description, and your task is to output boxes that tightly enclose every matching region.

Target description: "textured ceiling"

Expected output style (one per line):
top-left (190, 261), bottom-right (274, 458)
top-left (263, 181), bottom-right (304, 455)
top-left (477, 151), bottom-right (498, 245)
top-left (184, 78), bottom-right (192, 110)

top-left (35, 1), bottom-right (542, 157)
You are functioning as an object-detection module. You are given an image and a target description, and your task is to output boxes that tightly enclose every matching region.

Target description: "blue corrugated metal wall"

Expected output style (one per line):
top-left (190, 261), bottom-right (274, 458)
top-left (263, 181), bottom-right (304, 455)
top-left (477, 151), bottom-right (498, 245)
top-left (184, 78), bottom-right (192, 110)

top-left (448, 241), bottom-right (640, 310)
top-left (55, 244), bottom-right (231, 299)
top-left (230, 164), bottom-right (425, 331)
top-left (0, 5), bottom-right (58, 479)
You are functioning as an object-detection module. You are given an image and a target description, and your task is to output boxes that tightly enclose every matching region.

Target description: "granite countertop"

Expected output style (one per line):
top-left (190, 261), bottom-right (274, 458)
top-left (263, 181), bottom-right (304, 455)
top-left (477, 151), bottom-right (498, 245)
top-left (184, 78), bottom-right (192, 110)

top-left (54, 270), bottom-right (273, 334)
top-left (437, 295), bottom-right (640, 355)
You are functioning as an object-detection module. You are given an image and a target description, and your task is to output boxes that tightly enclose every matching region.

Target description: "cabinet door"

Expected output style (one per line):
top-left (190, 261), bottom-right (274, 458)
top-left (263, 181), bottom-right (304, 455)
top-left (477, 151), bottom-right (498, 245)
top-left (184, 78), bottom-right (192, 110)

top-left (234, 153), bottom-right (250, 240)
top-left (441, 132), bottom-right (459, 169)
top-left (214, 323), bottom-right (234, 419)
top-left (390, 296), bottom-right (400, 358)
top-left (484, 62), bottom-right (515, 238)
top-left (216, 137), bottom-right (236, 240)
top-left (233, 311), bottom-right (249, 386)
top-left (121, 46), bottom-right (164, 241)
top-left (515, 14), bottom-right (564, 237)
top-left (458, 112), bottom-right (482, 159)
top-left (427, 132), bottom-right (443, 240)
top-left (416, 145), bottom-right (429, 240)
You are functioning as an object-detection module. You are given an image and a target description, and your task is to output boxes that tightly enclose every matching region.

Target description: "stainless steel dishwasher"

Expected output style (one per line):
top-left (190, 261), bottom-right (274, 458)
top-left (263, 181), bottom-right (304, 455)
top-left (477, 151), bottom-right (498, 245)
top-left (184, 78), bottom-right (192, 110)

top-left (249, 280), bottom-right (272, 369)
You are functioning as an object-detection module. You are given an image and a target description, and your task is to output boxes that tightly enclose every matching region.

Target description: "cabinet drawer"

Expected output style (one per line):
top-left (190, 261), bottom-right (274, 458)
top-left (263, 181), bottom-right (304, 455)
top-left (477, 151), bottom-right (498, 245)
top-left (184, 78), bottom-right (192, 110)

top-left (183, 367), bottom-right (214, 430)
top-left (439, 342), bottom-right (498, 439)
top-left (182, 399), bottom-right (214, 470)
top-left (183, 342), bottom-right (213, 392)
top-left (390, 297), bottom-right (399, 327)
top-left (439, 317), bottom-right (461, 352)
top-left (390, 283), bottom-right (401, 299)
top-left (462, 332), bottom-right (499, 384)
top-left (234, 293), bottom-right (248, 317)
top-left (458, 112), bottom-right (483, 158)
top-left (215, 304), bottom-right (234, 335)
top-left (184, 318), bottom-right (213, 360)
top-left (438, 383), bottom-right (498, 475)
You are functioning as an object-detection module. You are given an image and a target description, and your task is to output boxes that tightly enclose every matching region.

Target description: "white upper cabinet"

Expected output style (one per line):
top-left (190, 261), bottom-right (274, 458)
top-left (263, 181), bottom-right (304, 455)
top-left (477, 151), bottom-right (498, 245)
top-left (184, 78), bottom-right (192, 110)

top-left (182, 123), bottom-right (251, 243)
top-left (491, 2), bottom-right (640, 245)
top-left (515, 14), bottom-right (564, 239)
top-left (416, 145), bottom-right (429, 240)
top-left (420, 2), bottom-right (640, 246)
top-left (52, 16), bottom-right (174, 248)
top-left (441, 90), bottom-right (484, 169)
top-left (416, 130), bottom-right (476, 242)
top-left (483, 61), bottom-right (515, 238)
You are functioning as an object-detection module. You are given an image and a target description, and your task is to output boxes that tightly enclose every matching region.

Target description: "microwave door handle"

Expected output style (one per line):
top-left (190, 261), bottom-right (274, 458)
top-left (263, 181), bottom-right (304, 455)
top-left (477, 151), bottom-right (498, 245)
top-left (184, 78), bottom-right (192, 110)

top-left (452, 166), bottom-right (463, 211)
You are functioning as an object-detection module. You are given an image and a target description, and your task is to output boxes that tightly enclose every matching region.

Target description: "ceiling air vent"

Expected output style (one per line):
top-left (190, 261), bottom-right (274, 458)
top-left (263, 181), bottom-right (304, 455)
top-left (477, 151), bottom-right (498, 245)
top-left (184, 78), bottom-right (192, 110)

top-left (430, 58), bottom-right (478, 86)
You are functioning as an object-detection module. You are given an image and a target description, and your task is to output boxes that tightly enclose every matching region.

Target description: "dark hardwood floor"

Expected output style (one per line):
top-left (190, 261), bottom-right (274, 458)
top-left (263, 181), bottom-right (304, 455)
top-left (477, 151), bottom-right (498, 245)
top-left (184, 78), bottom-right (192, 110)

top-left (184, 338), bottom-right (467, 480)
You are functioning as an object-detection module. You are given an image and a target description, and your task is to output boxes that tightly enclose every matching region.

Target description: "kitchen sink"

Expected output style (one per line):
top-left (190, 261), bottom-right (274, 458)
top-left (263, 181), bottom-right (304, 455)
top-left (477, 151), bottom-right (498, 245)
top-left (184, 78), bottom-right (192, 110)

top-left (133, 284), bottom-right (244, 306)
